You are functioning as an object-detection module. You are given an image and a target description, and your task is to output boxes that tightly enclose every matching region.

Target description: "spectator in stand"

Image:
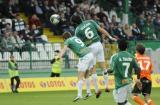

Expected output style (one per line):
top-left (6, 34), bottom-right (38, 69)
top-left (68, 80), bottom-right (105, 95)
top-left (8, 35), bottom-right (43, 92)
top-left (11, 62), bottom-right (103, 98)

top-left (0, 18), bottom-right (8, 34)
top-left (10, 31), bottom-right (23, 51)
top-left (153, 0), bottom-right (160, 13)
top-left (114, 23), bottom-right (127, 39)
top-left (24, 24), bottom-right (33, 42)
top-left (111, 15), bottom-right (119, 26)
top-left (1, 32), bottom-right (13, 51)
top-left (142, 15), bottom-right (155, 40)
top-left (73, 5), bottom-right (85, 20)
top-left (153, 13), bottom-right (160, 39)
top-left (4, 0), bottom-right (19, 18)
top-left (12, 14), bottom-right (26, 38)
top-left (123, 24), bottom-right (134, 40)
top-left (101, 16), bottom-right (110, 31)
top-left (29, 14), bottom-right (42, 29)
top-left (132, 23), bottom-right (144, 40)
top-left (136, 13), bottom-right (146, 32)
top-left (50, 0), bottom-right (59, 13)
top-left (30, 24), bottom-right (45, 43)
top-left (5, 23), bottom-right (12, 33)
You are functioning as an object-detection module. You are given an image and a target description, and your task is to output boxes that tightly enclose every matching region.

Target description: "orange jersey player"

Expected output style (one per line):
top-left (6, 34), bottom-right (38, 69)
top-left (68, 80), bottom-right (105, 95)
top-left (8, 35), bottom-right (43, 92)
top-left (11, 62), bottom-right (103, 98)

top-left (132, 43), bottom-right (154, 105)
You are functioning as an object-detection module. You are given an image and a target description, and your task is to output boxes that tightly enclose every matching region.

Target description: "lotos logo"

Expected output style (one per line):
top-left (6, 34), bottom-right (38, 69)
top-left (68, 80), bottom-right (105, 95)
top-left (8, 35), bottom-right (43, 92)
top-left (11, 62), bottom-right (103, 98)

top-left (40, 81), bottom-right (47, 88)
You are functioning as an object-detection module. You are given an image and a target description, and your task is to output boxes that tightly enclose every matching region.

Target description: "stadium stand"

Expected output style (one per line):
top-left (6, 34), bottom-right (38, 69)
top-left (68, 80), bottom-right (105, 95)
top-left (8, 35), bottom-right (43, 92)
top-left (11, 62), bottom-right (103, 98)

top-left (0, 0), bottom-right (160, 74)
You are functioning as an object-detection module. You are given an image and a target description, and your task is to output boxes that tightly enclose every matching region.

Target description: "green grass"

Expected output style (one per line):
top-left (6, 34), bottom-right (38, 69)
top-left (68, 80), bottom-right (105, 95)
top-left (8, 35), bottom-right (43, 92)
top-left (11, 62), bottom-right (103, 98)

top-left (0, 88), bottom-right (159, 105)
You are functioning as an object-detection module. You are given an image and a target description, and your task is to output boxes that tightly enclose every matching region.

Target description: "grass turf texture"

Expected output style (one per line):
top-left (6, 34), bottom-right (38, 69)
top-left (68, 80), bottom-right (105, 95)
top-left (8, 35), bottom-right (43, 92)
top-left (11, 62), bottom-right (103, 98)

top-left (0, 88), bottom-right (159, 105)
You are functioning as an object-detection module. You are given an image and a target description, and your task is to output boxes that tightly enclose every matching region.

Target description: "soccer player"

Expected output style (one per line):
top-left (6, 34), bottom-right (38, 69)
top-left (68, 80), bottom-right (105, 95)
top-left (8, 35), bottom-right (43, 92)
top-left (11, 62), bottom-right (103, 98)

top-left (50, 50), bottom-right (62, 77)
top-left (109, 39), bottom-right (141, 105)
top-left (59, 32), bottom-right (94, 102)
top-left (8, 55), bottom-right (20, 93)
top-left (71, 15), bottom-right (117, 98)
top-left (132, 43), bottom-right (154, 105)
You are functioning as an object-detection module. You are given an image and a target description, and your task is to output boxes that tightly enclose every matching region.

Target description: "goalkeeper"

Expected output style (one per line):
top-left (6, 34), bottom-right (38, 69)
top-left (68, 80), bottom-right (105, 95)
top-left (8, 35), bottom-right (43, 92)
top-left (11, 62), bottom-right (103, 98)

top-left (50, 50), bottom-right (62, 77)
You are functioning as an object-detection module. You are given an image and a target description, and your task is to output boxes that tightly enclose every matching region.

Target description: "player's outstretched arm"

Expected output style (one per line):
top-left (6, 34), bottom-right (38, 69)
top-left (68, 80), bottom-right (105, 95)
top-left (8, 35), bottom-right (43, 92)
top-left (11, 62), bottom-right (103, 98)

top-left (59, 45), bottom-right (68, 58)
top-left (98, 27), bottom-right (117, 41)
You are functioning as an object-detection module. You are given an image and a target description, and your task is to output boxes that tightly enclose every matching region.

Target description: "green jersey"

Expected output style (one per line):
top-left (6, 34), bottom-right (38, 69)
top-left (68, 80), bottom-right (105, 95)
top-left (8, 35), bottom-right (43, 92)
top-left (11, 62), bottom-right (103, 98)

top-left (110, 51), bottom-right (139, 89)
top-left (64, 36), bottom-right (90, 57)
top-left (75, 20), bottom-right (101, 46)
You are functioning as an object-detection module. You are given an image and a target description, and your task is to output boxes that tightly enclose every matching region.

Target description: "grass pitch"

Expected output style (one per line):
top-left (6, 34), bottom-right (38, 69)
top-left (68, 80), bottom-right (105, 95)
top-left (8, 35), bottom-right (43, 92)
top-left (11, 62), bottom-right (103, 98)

top-left (0, 88), bottom-right (159, 105)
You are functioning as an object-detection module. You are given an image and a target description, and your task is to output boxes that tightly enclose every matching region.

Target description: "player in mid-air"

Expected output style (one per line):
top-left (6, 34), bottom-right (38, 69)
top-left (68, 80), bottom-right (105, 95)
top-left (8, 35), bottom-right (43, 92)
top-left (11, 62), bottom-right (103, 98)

top-left (71, 15), bottom-right (117, 98)
top-left (132, 43), bottom-right (154, 105)
top-left (109, 39), bottom-right (141, 105)
top-left (59, 32), bottom-right (94, 102)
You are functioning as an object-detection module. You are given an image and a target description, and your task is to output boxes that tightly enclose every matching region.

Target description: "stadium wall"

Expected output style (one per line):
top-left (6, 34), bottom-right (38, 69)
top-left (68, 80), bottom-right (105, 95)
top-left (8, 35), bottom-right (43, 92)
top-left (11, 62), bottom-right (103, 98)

top-left (0, 75), bottom-right (160, 93)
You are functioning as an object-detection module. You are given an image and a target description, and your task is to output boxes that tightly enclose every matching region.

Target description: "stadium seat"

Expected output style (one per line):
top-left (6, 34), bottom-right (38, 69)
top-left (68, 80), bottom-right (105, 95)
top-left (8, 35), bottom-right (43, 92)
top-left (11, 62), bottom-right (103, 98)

top-left (48, 51), bottom-right (54, 60)
top-left (36, 43), bottom-right (45, 51)
top-left (3, 52), bottom-right (11, 61)
top-left (53, 43), bottom-right (61, 51)
top-left (39, 51), bottom-right (48, 60)
top-left (21, 52), bottom-right (30, 61)
top-left (13, 52), bottom-right (22, 61)
top-left (31, 51), bottom-right (40, 60)
top-left (44, 43), bottom-right (52, 51)
top-left (0, 53), bottom-right (2, 61)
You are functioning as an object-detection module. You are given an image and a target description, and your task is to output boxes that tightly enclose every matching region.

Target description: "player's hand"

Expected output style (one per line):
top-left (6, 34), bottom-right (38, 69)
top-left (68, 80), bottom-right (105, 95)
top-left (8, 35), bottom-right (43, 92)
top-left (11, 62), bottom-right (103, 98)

top-left (135, 79), bottom-right (142, 90)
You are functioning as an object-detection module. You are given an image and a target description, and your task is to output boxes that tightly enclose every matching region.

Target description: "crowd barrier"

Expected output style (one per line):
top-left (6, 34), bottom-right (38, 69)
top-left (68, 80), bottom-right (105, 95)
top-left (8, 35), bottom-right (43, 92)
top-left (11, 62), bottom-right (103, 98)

top-left (0, 74), bottom-right (160, 93)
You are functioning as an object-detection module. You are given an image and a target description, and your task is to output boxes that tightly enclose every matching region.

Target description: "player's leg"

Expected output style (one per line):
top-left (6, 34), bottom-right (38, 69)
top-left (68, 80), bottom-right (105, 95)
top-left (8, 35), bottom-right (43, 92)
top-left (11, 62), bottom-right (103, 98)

top-left (113, 84), bottom-right (132, 105)
top-left (84, 70), bottom-right (92, 99)
top-left (50, 72), bottom-right (56, 77)
top-left (96, 42), bottom-right (109, 92)
top-left (15, 76), bottom-right (20, 93)
top-left (143, 80), bottom-right (154, 105)
top-left (74, 54), bottom-right (93, 102)
top-left (10, 77), bottom-right (15, 92)
top-left (132, 83), bottom-right (146, 105)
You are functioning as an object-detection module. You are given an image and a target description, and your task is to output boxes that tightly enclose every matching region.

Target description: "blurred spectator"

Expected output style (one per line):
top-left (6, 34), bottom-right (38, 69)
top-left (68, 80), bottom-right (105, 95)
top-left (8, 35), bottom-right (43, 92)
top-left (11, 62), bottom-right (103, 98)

top-left (73, 5), bottom-right (85, 20)
top-left (111, 15), bottom-right (119, 26)
top-left (1, 32), bottom-right (13, 51)
top-left (153, 0), bottom-right (160, 13)
top-left (0, 18), bottom-right (7, 34)
top-left (10, 31), bottom-right (23, 51)
top-left (30, 24), bottom-right (46, 43)
top-left (24, 24), bottom-right (33, 42)
top-left (29, 14), bottom-right (42, 29)
top-left (114, 23), bottom-right (127, 39)
top-left (142, 15), bottom-right (155, 40)
top-left (12, 14), bottom-right (26, 38)
top-left (123, 24), bottom-right (134, 40)
top-left (132, 23), bottom-right (144, 40)
top-left (5, 23), bottom-right (12, 33)
top-left (4, 0), bottom-right (19, 18)
top-left (136, 13), bottom-right (146, 32)
top-left (153, 13), bottom-right (160, 39)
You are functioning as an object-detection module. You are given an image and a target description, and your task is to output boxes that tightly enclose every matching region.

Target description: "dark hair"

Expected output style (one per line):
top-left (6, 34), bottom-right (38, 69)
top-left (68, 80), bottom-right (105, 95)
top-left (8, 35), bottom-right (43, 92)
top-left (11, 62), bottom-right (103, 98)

top-left (118, 39), bottom-right (128, 51)
top-left (136, 43), bottom-right (145, 55)
top-left (62, 32), bottom-right (72, 40)
top-left (70, 15), bottom-right (82, 25)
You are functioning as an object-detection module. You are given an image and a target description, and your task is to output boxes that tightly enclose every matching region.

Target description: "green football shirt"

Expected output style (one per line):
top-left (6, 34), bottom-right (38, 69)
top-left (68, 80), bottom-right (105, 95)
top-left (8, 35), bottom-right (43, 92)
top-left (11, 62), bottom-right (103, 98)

top-left (64, 36), bottom-right (90, 57)
top-left (75, 20), bottom-right (101, 46)
top-left (110, 51), bottom-right (139, 89)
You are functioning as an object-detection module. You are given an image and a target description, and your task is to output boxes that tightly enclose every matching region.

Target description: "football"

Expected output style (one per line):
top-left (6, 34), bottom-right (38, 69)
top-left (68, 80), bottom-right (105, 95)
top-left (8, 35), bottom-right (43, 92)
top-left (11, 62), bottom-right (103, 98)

top-left (50, 14), bottom-right (60, 25)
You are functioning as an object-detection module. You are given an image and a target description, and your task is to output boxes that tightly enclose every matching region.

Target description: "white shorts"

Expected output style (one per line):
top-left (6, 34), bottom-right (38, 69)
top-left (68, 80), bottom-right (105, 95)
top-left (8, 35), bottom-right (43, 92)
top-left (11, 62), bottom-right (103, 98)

top-left (113, 83), bottom-right (132, 103)
top-left (77, 53), bottom-right (94, 72)
top-left (88, 41), bottom-right (105, 65)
